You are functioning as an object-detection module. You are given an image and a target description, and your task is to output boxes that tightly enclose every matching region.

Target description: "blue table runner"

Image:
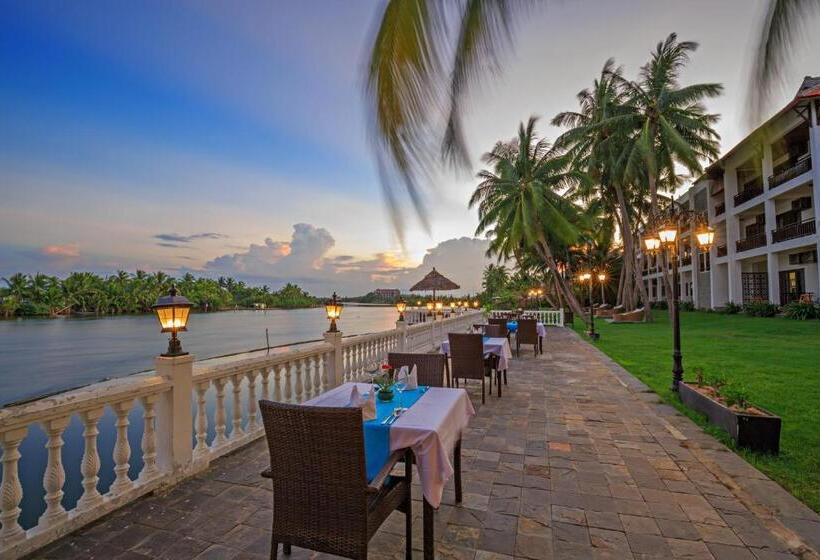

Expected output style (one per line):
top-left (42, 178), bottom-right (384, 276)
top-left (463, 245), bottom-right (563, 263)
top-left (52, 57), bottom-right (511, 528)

top-left (363, 386), bottom-right (427, 481)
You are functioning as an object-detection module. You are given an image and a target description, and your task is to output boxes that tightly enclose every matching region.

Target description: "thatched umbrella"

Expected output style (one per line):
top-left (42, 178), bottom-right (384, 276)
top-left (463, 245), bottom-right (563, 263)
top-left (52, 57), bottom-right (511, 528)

top-left (409, 267), bottom-right (460, 304)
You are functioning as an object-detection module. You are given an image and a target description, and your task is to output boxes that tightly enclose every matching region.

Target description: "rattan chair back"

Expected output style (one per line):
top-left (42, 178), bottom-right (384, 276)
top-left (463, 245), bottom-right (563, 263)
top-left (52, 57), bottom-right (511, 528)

top-left (448, 333), bottom-right (485, 381)
top-left (387, 352), bottom-right (446, 387)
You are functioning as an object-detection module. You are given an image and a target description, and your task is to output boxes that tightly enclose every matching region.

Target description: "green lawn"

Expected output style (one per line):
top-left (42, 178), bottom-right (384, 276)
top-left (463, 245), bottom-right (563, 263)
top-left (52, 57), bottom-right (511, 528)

top-left (572, 310), bottom-right (820, 512)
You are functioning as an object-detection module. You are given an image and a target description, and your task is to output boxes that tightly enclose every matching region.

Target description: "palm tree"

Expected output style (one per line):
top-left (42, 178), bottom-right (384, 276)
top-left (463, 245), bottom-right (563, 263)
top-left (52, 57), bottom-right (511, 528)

top-left (366, 1), bottom-right (537, 238)
top-left (605, 34), bottom-right (722, 214)
top-left (2, 273), bottom-right (29, 300)
top-left (470, 117), bottom-right (590, 321)
top-left (481, 264), bottom-right (509, 296)
top-left (750, 0), bottom-right (820, 124)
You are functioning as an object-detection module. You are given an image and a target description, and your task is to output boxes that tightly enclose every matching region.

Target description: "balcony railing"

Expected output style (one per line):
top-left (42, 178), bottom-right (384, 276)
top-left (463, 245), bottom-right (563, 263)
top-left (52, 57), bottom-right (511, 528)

top-left (768, 155), bottom-right (812, 189)
top-left (716, 244), bottom-right (727, 257)
top-left (680, 255), bottom-right (692, 266)
top-left (736, 234), bottom-right (767, 253)
top-left (715, 202), bottom-right (725, 215)
top-left (772, 219), bottom-right (817, 243)
top-left (733, 180), bottom-right (764, 207)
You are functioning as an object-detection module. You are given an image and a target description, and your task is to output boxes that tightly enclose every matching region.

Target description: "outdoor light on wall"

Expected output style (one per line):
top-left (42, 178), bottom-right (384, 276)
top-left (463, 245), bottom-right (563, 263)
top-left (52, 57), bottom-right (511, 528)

top-left (396, 299), bottom-right (407, 321)
top-left (325, 292), bottom-right (343, 332)
top-left (153, 285), bottom-right (193, 357)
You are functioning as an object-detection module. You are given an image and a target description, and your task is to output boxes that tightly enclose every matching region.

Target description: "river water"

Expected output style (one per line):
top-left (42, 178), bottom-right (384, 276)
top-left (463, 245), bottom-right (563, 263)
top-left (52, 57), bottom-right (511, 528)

top-left (0, 306), bottom-right (399, 406)
top-left (0, 306), bottom-right (400, 529)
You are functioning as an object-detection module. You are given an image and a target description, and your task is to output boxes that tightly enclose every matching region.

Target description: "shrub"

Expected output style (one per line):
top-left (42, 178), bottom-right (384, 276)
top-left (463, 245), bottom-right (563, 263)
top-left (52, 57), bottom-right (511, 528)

top-left (742, 301), bottom-right (779, 317)
top-left (707, 372), bottom-right (728, 394)
top-left (721, 384), bottom-right (751, 410)
top-left (722, 301), bottom-right (742, 314)
top-left (782, 301), bottom-right (818, 320)
top-left (679, 301), bottom-right (695, 312)
top-left (693, 367), bottom-right (705, 387)
top-left (651, 300), bottom-right (668, 310)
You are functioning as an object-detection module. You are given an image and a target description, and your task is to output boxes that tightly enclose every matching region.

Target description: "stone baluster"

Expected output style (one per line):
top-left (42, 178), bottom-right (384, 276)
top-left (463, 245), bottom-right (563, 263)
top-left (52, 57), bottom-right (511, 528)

top-left (40, 417), bottom-right (70, 528)
top-left (139, 395), bottom-right (159, 480)
top-left (321, 353), bottom-right (330, 390)
top-left (304, 358), bottom-right (315, 399)
top-left (293, 359), bottom-right (304, 402)
top-left (273, 366), bottom-right (283, 402)
top-left (77, 407), bottom-right (104, 512)
top-left (246, 370), bottom-right (259, 432)
top-left (111, 400), bottom-right (135, 495)
top-left (212, 378), bottom-right (228, 447)
top-left (283, 362), bottom-right (293, 402)
top-left (194, 380), bottom-right (210, 456)
top-left (1, 427), bottom-right (28, 546)
top-left (312, 357), bottom-right (322, 395)
top-left (230, 374), bottom-right (245, 439)
top-left (260, 368), bottom-right (271, 401)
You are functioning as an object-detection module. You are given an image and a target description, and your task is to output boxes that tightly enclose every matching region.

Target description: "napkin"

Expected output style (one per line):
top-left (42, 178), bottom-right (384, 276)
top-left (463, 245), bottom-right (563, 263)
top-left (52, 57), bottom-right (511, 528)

top-left (406, 365), bottom-right (419, 390)
top-left (348, 385), bottom-right (376, 421)
top-left (396, 365), bottom-right (409, 383)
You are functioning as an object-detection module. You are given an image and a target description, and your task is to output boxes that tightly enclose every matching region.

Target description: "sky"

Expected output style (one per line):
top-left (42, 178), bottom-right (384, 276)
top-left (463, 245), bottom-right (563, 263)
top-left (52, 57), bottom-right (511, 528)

top-left (1, 0), bottom-right (818, 295)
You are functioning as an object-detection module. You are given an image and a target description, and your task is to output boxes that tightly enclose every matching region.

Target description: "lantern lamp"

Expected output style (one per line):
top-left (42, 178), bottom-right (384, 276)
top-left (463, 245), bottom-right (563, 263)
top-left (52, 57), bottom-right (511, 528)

top-left (435, 301), bottom-right (443, 314)
top-left (695, 224), bottom-right (715, 250)
top-left (643, 233), bottom-right (661, 255)
top-left (153, 285), bottom-right (193, 357)
top-left (473, 300), bottom-right (479, 308)
top-left (597, 272), bottom-right (608, 283)
top-left (657, 220), bottom-right (678, 246)
top-left (396, 299), bottom-right (407, 321)
top-left (325, 291), bottom-right (343, 332)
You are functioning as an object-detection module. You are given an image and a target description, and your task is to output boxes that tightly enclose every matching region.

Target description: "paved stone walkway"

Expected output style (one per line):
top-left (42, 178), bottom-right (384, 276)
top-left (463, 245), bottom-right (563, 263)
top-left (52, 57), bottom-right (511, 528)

top-left (29, 329), bottom-right (820, 560)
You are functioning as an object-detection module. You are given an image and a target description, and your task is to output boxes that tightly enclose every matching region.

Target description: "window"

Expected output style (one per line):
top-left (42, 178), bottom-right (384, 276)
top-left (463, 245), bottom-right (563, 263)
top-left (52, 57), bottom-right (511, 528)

top-left (788, 250), bottom-right (817, 265)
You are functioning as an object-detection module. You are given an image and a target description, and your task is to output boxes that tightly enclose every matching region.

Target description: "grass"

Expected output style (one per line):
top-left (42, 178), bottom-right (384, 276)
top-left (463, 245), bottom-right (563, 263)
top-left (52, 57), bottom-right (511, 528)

top-left (572, 309), bottom-right (820, 513)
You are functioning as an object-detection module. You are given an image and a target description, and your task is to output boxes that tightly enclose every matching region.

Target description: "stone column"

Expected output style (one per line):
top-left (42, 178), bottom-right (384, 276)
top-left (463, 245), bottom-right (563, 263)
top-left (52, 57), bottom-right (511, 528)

top-left (154, 354), bottom-right (194, 475)
top-left (323, 330), bottom-right (344, 387)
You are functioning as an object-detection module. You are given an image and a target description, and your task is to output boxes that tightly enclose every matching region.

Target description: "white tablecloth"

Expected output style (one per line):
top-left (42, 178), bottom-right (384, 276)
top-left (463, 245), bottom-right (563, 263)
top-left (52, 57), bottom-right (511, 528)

top-left (304, 382), bottom-right (475, 508)
top-left (440, 336), bottom-right (513, 370)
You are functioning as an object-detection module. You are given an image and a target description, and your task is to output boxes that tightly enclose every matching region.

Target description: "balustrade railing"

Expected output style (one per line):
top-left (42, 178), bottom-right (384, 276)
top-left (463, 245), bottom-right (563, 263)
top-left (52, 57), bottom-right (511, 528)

top-left (488, 309), bottom-right (565, 327)
top-left (768, 155), bottom-right (811, 189)
top-left (736, 234), bottom-right (767, 253)
top-left (733, 180), bottom-right (764, 207)
top-left (771, 219), bottom-right (817, 243)
top-left (0, 309), bottom-right (482, 559)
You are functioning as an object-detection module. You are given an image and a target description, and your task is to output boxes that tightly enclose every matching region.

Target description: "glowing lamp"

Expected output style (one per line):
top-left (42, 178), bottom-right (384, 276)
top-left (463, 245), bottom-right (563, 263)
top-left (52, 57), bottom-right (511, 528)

top-left (473, 300), bottom-right (479, 308)
top-left (695, 225), bottom-right (715, 250)
top-left (153, 285), bottom-right (193, 357)
top-left (597, 272), bottom-right (607, 283)
top-left (657, 221), bottom-right (678, 246)
top-left (435, 301), bottom-right (443, 314)
top-left (396, 299), bottom-right (407, 321)
top-left (643, 234), bottom-right (661, 254)
top-left (325, 291), bottom-right (343, 332)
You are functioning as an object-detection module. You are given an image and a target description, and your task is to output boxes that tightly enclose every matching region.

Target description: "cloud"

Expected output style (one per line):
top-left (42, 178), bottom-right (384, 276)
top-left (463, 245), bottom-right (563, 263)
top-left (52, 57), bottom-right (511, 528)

top-left (41, 243), bottom-right (80, 258)
top-left (204, 224), bottom-right (495, 295)
top-left (154, 232), bottom-right (227, 243)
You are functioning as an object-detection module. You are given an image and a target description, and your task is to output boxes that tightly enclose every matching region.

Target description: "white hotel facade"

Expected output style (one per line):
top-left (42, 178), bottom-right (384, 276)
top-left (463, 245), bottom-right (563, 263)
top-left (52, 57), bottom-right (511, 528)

top-left (643, 77), bottom-right (820, 308)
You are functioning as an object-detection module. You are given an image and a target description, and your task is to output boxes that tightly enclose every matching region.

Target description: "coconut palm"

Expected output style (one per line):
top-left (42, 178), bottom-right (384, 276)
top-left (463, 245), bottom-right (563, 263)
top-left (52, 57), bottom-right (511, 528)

top-left (470, 117), bottom-right (590, 321)
top-left (605, 34), bottom-right (722, 214)
top-left (750, 0), bottom-right (820, 124)
top-left (366, 1), bottom-right (537, 238)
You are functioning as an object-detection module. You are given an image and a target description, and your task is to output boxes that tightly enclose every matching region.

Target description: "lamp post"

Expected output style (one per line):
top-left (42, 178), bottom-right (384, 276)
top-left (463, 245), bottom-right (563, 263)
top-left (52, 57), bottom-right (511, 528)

top-left (152, 285), bottom-right (193, 357)
top-left (643, 211), bottom-right (714, 391)
top-left (597, 272), bottom-right (608, 304)
top-left (577, 272), bottom-right (598, 340)
top-left (396, 299), bottom-right (407, 322)
top-left (325, 291), bottom-right (343, 333)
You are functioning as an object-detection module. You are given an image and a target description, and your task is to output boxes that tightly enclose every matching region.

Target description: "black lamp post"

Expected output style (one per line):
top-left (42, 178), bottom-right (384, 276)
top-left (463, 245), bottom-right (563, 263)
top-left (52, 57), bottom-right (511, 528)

top-left (153, 285), bottom-right (193, 357)
top-left (644, 211), bottom-right (714, 391)
top-left (578, 272), bottom-right (598, 340)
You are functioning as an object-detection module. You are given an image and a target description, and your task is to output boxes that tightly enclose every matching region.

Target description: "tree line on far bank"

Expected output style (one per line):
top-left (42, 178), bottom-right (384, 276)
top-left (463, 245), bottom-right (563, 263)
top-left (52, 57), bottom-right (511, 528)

top-left (0, 271), bottom-right (319, 317)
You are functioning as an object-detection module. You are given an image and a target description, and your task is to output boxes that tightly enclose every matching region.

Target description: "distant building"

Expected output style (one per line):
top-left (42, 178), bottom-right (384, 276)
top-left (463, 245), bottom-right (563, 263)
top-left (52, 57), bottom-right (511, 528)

top-left (372, 289), bottom-right (401, 302)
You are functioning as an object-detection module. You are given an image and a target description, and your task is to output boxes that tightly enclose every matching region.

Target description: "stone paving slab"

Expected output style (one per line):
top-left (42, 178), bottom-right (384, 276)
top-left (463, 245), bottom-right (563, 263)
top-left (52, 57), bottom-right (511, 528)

top-left (27, 328), bottom-right (820, 559)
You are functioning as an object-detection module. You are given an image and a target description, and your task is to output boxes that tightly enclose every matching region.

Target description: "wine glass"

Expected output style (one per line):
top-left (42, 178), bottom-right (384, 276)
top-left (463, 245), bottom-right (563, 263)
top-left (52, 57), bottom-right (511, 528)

top-left (394, 379), bottom-right (406, 413)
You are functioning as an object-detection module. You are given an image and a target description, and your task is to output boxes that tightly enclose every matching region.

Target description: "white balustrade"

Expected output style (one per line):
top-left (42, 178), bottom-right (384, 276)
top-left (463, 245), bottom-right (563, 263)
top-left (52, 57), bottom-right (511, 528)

top-left (489, 308), bottom-right (565, 327)
top-left (0, 310), bottom-right (484, 560)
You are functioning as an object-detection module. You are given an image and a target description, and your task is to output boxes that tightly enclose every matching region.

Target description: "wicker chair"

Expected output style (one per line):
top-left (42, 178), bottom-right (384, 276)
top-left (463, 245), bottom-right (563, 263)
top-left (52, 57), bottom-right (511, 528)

top-left (387, 352), bottom-right (447, 388)
top-left (487, 317), bottom-right (510, 342)
top-left (516, 318), bottom-right (538, 360)
top-left (484, 324), bottom-right (505, 338)
top-left (259, 401), bottom-right (412, 560)
top-left (447, 333), bottom-right (499, 404)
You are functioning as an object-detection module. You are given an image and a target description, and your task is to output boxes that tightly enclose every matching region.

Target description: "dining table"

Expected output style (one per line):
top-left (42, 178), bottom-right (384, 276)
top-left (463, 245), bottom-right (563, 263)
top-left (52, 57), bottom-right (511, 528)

top-left (304, 381), bottom-right (476, 559)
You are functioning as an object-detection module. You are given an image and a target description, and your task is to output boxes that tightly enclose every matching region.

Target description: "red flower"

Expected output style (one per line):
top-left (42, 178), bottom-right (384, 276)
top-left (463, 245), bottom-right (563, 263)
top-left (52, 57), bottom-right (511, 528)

top-left (381, 363), bottom-right (392, 370)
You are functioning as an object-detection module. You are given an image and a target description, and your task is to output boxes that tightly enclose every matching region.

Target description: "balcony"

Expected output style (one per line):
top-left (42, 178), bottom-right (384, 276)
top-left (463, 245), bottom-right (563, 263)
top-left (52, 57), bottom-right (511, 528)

top-left (715, 202), bottom-right (726, 215)
top-left (772, 219), bottom-right (817, 243)
top-left (716, 244), bottom-right (727, 257)
top-left (769, 155), bottom-right (812, 189)
top-left (680, 255), bottom-right (692, 266)
top-left (736, 234), bottom-right (767, 253)
top-left (733, 178), bottom-right (764, 207)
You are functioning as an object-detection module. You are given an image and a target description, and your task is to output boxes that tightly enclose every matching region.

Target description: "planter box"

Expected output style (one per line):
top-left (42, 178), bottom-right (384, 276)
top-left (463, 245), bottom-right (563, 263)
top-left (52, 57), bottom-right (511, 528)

top-left (679, 382), bottom-right (781, 454)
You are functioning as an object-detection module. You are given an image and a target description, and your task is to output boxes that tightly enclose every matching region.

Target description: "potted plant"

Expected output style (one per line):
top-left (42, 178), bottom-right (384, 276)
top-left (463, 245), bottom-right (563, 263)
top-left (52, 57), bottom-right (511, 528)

top-left (375, 363), bottom-right (396, 402)
top-left (679, 369), bottom-right (781, 454)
